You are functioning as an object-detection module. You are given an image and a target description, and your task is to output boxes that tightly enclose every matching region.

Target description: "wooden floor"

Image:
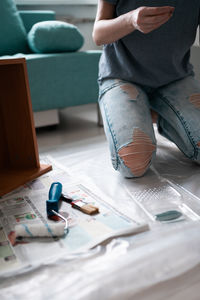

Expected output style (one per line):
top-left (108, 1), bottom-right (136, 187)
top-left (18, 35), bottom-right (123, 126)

top-left (36, 103), bottom-right (106, 159)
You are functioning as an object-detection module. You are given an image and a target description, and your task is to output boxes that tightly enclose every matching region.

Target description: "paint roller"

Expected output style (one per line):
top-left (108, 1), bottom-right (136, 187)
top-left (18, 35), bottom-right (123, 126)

top-left (14, 180), bottom-right (99, 239)
top-left (14, 182), bottom-right (67, 239)
top-left (14, 221), bottom-right (66, 238)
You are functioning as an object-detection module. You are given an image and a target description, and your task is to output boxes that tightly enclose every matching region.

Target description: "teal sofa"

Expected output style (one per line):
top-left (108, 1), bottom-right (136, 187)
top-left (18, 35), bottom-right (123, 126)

top-left (0, 0), bottom-right (101, 126)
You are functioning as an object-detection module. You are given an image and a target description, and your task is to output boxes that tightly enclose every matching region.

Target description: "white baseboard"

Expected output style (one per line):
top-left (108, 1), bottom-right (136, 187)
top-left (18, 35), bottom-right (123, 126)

top-left (33, 109), bottom-right (59, 128)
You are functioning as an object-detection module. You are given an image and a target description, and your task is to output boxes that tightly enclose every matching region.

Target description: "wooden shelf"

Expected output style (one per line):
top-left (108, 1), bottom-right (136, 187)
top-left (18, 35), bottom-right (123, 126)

top-left (0, 58), bottom-right (52, 196)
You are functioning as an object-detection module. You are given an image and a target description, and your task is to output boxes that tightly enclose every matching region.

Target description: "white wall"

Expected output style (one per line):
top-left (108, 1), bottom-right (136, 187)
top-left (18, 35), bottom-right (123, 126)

top-left (191, 46), bottom-right (200, 81)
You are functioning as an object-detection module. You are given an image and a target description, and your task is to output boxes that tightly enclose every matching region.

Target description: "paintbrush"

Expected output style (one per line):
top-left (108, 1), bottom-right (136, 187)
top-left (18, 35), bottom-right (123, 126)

top-left (46, 182), bottom-right (99, 217)
top-left (60, 193), bottom-right (99, 215)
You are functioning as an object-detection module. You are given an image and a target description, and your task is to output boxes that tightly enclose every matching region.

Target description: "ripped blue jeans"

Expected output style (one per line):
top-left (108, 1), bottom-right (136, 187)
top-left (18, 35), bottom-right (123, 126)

top-left (98, 76), bottom-right (200, 178)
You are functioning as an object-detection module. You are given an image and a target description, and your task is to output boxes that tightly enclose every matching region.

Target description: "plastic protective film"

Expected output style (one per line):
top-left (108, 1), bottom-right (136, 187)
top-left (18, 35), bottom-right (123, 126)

top-left (1, 128), bottom-right (200, 300)
top-left (1, 222), bottom-right (200, 300)
top-left (124, 167), bottom-right (200, 224)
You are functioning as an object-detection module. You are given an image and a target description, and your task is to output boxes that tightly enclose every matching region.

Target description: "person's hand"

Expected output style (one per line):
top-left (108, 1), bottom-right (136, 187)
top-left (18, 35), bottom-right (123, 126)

top-left (130, 6), bottom-right (175, 34)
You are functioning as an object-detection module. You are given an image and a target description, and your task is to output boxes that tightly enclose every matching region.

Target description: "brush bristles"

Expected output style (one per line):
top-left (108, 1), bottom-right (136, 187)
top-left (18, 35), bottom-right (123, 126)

top-left (80, 204), bottom-right (99, 215)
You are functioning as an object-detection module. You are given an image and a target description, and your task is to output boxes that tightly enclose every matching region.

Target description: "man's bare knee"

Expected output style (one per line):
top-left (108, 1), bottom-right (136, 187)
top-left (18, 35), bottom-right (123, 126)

top-left (120, 84), bottom-right (139, 100)
top-left (118, 129), bottom-right (156, 177)
top-left (189, 94), bottom-right (200, 109)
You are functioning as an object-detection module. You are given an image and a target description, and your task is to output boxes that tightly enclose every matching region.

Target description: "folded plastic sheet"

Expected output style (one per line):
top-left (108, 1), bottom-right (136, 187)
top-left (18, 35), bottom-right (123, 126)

top-left (1, 222), bottom-right (200, 300)
top-left (1, 127), bottom-right (200, 299)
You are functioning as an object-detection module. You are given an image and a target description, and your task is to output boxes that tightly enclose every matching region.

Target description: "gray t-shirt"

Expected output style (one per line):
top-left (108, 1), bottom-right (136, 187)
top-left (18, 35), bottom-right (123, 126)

top-left (98, 0), bottom-right (200, 88)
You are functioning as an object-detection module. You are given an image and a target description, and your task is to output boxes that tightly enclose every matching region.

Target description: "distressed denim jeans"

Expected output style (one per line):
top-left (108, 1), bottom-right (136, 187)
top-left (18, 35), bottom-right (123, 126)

top-left (98, 76), bottom-right (200, 178)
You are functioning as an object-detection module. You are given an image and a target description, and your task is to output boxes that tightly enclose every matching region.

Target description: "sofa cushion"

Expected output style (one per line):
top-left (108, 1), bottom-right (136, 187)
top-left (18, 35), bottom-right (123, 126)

top-left (1, 51), bottom-right (101, 111)
top-left (0, 0), bottom-right (28, 55)
top-left (28, 21), bottom-right (84, 53)
top-left (19, 10), bottom-right (56, 33)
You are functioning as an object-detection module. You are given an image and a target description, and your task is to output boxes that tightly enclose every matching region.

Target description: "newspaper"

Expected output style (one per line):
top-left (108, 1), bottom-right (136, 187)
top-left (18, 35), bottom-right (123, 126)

top-left (0, 157), bottom-right (148, 275)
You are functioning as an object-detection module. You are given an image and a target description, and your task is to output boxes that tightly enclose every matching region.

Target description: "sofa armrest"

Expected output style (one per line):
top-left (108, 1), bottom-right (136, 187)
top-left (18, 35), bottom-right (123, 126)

top-left (19, 10), bottom-right (56, 33)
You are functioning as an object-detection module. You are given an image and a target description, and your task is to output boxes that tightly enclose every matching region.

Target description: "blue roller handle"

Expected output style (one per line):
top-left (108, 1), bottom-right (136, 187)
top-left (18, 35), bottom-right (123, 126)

top-left (46, 182), bottom-right (62, 216)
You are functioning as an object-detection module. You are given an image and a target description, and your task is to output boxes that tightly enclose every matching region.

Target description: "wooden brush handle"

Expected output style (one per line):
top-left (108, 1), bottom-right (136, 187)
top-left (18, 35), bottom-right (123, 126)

top-left (80, 204), bottom-right (99, 215)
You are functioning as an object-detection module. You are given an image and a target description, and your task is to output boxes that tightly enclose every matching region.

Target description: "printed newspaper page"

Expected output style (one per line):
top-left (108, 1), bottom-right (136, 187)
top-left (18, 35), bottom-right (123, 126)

top-left (0, 157), bottom-right (148, 275)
